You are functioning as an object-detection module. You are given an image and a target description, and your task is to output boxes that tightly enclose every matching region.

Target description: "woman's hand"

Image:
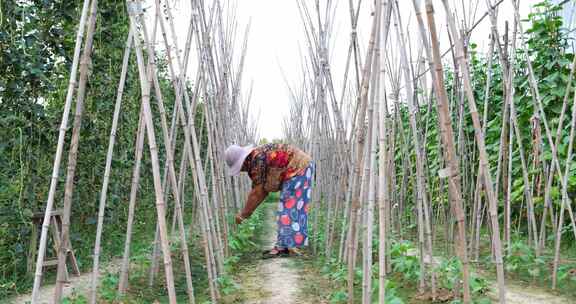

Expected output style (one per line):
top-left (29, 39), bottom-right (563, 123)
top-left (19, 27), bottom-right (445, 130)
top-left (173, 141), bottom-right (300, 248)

top-left (237, 184), bottom-right (268, 225)
top-left (235, 213), bottom-right (245, 225)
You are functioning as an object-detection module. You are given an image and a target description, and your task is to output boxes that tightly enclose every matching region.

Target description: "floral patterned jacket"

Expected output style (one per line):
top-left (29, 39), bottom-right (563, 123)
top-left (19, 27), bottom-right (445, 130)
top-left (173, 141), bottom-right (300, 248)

top-left (242, 143), bottom-right (311, 192)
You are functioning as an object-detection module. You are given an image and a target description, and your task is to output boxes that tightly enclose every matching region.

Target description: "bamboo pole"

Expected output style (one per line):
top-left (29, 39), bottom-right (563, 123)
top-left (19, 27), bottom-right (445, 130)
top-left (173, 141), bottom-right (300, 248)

top-left (118, 109), bottom-right (145, 295)
top-left (89, 28), bottom-right (133, 304)
top-left (362, 19), bottom-right (381, 302)
top-left (422, 0), bottom-right (472, 301)
top-left (127, 2), bottom-right (177, 302)
top-left (486, 6), bottom-right (541, 255)
top-left (347, 2), bottom-right (382, 302)
top-left (505, 114), bottom-right (513, 255)
top-left (151, 1), bottom-right (222, 298)
top-left (140, 3), bottom-right (196, 300)
top-left (552, 86), bottom-right (576, 289)
top-left (377, 37), bottom-right (389, 304)
top-left (471, 33), bottom-right (494, 260)
top-left (441, 1), bottom-right (506, 302)
top-left (150, 12), bottom-right (197, 279)
top-left (393, 1), bottom-right (436, 297)
top-left (54, 1), bottom-right (99, 302)
top-left (195, 1), bottom-right (229, 276)
top-left (30, 0), bottom-right (92, 297)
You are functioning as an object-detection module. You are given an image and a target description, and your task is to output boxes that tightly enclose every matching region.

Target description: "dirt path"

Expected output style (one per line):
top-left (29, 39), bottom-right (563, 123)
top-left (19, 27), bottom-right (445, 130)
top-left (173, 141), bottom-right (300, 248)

top-left (486, 281), bottom-right (573, 304)
top-left (239, 204), bottom-right (304, 304)
top-left (8, 260), bottom-right (120, 304)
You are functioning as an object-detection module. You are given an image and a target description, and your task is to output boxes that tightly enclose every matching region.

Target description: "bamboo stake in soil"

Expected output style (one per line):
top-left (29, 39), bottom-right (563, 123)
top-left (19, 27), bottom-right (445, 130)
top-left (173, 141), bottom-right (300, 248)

top-left (143, 2), bottom-right (197, 301)
top-left (127, 2), bottom-right (177, 302)
top-left (552, 87), bottom-right (576, 289)
top-left (54, 1), bottom-right (99, 302)
top-left (347, 2), bottom-right (382, 302)
top-left (152, 1), bottom-right (223, 298)
top-left (30, 0), bottom-right (92, 298)
top-left (440, 1), bottom-right (506, 302)
top-left (493, 13), bottom-right (542, 255)
top-left (377, 64), bottom-right (389, 304)
top-left (89, 28), bottom-right (133, 304)
top-left (362, 20), bottom-right (381, 303)
top-left (471, 33), bottom-right (494, 261)
top-left (118, 109), bottom-right (145, 295)
top-left (422, 0), bottom-right (472, 301)
top-left (378, 1), bottom-right (391, 302)
top-left (393, 1), bottom-right (435, 296)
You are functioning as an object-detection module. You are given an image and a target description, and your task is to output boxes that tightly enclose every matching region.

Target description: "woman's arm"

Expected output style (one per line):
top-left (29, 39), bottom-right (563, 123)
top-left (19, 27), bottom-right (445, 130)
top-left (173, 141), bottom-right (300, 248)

top-left (236, 184), bottom-right (269, 224)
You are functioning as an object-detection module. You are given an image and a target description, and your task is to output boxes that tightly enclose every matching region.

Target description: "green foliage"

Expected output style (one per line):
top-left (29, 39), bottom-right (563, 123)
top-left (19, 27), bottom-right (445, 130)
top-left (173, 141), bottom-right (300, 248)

top-left (62, 293), bottom-right (88, 304)
top-left (0, 1), bottom-right (83, 296)
top-left (320, 258), bottom-right (348, 283)
top-left (435, 258), bottom-right (489, 294)
top-left (404, 0), bottom-right (576, 245)
top-left (378, 279), bottom-right (405, 304)
top-left (450, 298), bottom-right (492, 304)
top-left (557, 264), bottom-right (576, 284)
top-left (216, 274), bottom-right (239, 296)
top-left (0, 0), bottom-right (208, 298)
top-left (504, 241), bottom-right (548, 279)
top-left (315, 257), bottom-right (405, 304)
top-left (98, 272), bottom-right (121, 302)
top-left (329, 290), bottom-right (347, 303)
top-left (382, 240), bottom-right (490, 301)
top-left (227, 208), bottom-right (263, 254)
top-left (219, 198), bottom-right (268, 294)
top-left (390, 240), bottom-right (420, 282)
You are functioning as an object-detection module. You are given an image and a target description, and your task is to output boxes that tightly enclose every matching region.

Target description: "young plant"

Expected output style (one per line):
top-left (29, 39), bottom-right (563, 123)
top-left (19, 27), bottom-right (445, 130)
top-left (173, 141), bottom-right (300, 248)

top-left (390, 240), bottom-right (421, 282)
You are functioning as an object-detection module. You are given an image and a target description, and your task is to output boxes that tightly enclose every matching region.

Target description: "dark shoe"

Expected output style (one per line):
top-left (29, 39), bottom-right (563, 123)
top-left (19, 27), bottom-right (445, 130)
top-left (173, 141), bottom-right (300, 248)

top-left (261, 247), bottom-right (289, 254)
top-left (262, 247), bottom-right (289, 259)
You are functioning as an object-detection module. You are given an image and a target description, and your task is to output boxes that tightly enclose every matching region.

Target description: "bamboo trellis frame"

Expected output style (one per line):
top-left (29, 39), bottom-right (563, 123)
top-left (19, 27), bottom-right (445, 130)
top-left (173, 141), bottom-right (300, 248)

top-left (283, 1), bottom-right (576, 303)
top-left (29, 1), bottom-right (576, 304)
top-left (30, 0), bottom-right (255, 303)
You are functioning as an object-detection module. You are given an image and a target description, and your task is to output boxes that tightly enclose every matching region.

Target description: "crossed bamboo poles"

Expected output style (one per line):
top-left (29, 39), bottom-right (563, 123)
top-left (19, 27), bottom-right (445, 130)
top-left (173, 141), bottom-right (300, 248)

top-left (30, 1), bottom-right (576, 304)
top-left (31, 0), bottom-right (255, 303)
top-left (283, 1), bottom-right (576, 304)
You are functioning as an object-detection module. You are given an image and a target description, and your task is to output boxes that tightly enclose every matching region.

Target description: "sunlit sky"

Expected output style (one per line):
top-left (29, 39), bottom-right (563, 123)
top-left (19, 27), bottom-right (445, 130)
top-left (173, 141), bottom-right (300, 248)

top-left (159, 0), bottom-right (552, 140)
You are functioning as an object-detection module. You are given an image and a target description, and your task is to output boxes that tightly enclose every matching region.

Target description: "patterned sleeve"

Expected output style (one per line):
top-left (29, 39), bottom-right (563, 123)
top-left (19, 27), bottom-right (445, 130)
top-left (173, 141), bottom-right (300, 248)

top-left (249, 152), bottom-right (268, 188)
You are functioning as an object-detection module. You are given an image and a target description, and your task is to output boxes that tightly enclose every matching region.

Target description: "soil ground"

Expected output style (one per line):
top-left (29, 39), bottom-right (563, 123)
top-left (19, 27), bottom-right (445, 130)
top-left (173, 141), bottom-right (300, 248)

top-left (8, 203), bottom-right (308, 304)
top-left (234, 203), bottom-right (305, 304)
top-left (486, 281), bottom-right (573, 304)
top-left (8, 260), bottom-right (119, 304)
top-left (10, 206), bottom-right (572, 304)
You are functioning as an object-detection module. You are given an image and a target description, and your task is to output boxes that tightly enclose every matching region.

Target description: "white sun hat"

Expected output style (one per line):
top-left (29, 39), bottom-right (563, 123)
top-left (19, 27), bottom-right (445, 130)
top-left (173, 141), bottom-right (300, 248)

top-left (224, 144), bottom-right (255, 176)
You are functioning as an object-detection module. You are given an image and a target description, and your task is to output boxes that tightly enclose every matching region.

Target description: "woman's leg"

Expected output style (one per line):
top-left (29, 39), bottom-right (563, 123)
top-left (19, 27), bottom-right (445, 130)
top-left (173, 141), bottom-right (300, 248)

top-left (295, 164), bottom-right (313, 248)
top-left (276, 175), bottom-right (296, 249)
top-left (277, 164), bottom-right (314, 250)
top-left (261, 182), bottom-right (293, 258)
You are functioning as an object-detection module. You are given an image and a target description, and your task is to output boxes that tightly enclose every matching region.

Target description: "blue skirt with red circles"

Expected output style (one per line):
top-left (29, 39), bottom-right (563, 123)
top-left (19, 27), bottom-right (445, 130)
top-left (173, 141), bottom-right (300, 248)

top-left (276, 163), bottom-right (314, 249)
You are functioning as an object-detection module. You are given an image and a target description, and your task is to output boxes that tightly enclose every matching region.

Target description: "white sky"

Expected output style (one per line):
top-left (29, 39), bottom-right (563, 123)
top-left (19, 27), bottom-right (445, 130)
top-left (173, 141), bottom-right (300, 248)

top-left (160, 0), bottom-right (544, 140)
